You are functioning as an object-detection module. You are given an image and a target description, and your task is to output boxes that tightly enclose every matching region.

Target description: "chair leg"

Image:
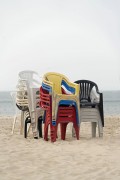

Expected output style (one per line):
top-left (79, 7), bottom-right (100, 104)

top-left (51, 125), bottom-right (57, 142)
top-left (74, 124), bottom-right (80, 140)
top-left (24, 119), bottom-right (27, 138)
top-left (56, 124), bottom-right (59, 138)
top-left (27, 123), bottom-right (31, 135)
top-left (72, 126), bottom-right (76, 137)
top-left (60, 123), bottom-right (68, 140)
top-left (44, 123), bottom-right (49, 141)
top-left (20, 111), bottom-right (24, 135)
top-left (44, 112), bottom-right (51, 141)
top-left (11, 115), bottom-right (17, 134)
top-left (24, 118), bottom-right (31, 138)
top-left (98, 120), bottom-right (103, 137)
top-left (38, 116), bottom-right (43, 138)
top-left (92, 122), bottom-right (97, 137)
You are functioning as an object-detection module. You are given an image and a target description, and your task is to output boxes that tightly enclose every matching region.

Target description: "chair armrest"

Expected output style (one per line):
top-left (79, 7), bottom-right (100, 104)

top-left (43, 79), bottom-right (53, 87)
top-left (42, 81), bottom-right (53, 94)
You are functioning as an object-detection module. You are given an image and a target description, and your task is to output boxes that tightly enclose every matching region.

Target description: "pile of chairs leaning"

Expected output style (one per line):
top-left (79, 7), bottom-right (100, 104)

top-left (11, 70), bottom-right (104, 142)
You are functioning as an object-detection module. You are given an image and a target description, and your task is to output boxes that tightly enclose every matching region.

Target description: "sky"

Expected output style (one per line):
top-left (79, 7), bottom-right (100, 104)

top-left (0, 0), bottom-right (120, 91)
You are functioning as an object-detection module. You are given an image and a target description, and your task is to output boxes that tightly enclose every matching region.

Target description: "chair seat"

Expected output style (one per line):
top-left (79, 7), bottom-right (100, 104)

top-left (80, 102), bottom-right (99, 107)
top-left (80, 107), bottom-right (103, 137)
top-left (80, 107), bottom-right (100, 122)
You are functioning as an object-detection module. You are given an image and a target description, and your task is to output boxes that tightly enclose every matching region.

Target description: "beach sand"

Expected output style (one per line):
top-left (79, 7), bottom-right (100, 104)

top-left (0, 116), bottom-right (120, 180)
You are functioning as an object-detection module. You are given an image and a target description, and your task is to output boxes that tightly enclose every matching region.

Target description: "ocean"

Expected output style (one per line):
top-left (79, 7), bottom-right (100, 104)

top-left (0, 91), bottom-right (120, 116)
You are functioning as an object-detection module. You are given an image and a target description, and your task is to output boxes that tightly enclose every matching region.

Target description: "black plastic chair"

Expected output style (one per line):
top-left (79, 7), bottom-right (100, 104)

top-left (74, 80), bottom-right (104, 137)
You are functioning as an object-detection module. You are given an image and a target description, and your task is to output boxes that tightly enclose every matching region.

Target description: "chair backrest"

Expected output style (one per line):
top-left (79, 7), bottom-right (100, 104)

top-left (43, 72), bottom-right (73, 94)
top-left (18, 70), bottom-right (42, 88)
top-left (74, 80), bottom-right (99, 102)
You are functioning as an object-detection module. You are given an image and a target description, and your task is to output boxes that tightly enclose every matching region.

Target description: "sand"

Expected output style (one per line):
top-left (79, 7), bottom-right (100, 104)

top-left (0, 116), bottom-right (120, 180)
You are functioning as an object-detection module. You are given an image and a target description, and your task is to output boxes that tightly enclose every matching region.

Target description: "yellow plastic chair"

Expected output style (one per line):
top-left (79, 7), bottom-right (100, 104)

top-left (42, 72), bottom-right (80, 126)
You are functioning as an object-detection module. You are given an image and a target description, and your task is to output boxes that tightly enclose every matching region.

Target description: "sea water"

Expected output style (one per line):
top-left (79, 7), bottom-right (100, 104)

top-left (0, 91), bottom-right (120, 116)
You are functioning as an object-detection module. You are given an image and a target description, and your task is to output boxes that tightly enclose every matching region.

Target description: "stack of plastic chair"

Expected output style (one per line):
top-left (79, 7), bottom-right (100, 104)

top-left (73, 80), bottom-right (104, 137)
top-left (40, 72), bottom-right (80, 142)
top-left (18, 70), bottom-right (44, 139)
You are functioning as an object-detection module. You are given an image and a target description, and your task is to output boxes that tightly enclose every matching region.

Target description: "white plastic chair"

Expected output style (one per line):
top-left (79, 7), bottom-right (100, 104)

top-left (18, 70), bottom-right (43, 138)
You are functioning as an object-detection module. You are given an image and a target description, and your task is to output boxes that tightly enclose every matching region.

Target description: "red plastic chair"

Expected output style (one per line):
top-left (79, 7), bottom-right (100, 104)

top-left (40, 87), bottom-right (79, 142)
top-left (57, 106), bottom-right (79, 140)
